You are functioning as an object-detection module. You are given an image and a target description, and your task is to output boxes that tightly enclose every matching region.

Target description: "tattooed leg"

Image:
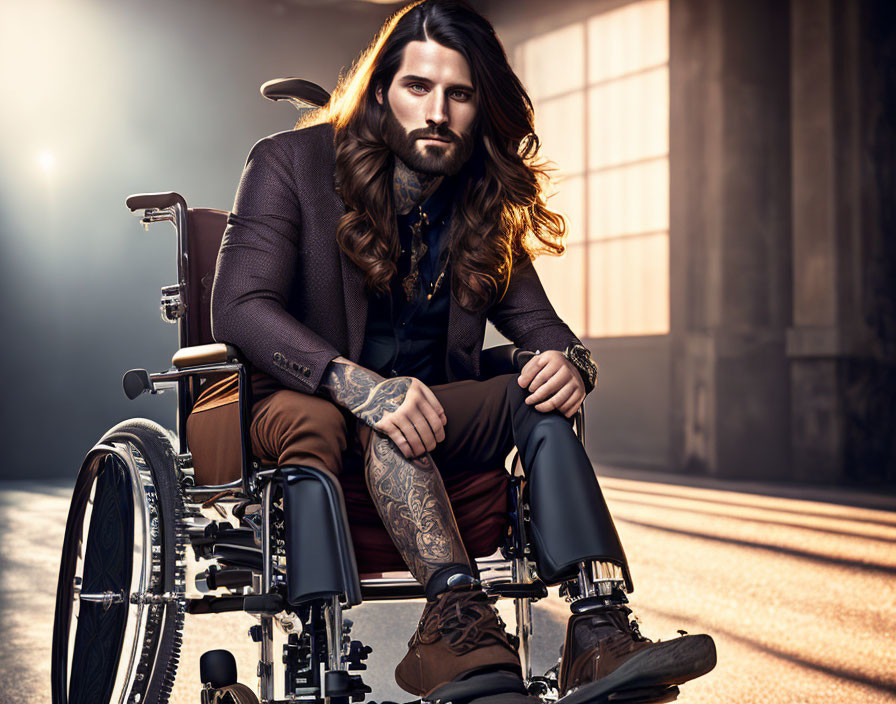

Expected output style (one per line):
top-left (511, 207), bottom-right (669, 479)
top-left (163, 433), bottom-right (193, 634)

top-left (360, 425), bottom-right (470, 585)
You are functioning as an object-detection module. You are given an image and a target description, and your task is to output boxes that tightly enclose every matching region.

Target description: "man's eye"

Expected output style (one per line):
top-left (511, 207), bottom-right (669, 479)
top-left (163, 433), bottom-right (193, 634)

top-left (409, 83), bottom-right (428, 93)
top-left (450, 90), bottom-right (471, 101)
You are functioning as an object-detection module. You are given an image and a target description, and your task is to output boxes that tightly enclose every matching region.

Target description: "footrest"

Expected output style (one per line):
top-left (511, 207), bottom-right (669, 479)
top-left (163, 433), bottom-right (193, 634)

top-left (482, 581), bottom-right (548, 599)
top-left (243, 593), bottom-right (286, 615)
top-left (428, 670), bottom-right (527, 704)
top-left (557, 685), bottom-right (680, 704)
top-left (607, 685), bottom-right (679, 703)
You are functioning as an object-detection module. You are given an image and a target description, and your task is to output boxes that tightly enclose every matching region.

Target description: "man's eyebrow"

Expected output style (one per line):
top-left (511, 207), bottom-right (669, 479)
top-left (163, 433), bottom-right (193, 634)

top-left (400, 74), bottom-right (475, 92)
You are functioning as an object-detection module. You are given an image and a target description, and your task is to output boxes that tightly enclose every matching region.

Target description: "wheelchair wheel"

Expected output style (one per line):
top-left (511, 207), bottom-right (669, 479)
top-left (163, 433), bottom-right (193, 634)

top-left (52, 419), bottom-right (187, 704)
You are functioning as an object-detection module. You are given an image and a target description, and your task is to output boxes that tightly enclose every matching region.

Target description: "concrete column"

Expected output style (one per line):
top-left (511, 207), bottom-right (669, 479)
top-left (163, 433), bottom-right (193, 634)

top-left (670, 0), bottom-right (792, 478)
top-left (789, 0), bottom-right (896, 483)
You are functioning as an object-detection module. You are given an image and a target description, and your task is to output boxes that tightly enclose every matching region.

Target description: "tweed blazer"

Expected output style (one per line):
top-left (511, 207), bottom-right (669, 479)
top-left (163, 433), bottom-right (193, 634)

top-left (211, 122), bottom-right (583, 396)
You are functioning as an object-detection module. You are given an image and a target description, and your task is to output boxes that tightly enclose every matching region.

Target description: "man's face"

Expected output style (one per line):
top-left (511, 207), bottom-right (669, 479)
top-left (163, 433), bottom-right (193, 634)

top-left (378, 39), bottom-right (478, 176)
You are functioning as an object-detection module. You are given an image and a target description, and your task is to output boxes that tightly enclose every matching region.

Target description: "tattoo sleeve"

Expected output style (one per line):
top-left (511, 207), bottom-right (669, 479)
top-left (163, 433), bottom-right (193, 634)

top-left (364, 431), bottom-right (470, 584)
top-left (319, 357), bottom-right (411, 426)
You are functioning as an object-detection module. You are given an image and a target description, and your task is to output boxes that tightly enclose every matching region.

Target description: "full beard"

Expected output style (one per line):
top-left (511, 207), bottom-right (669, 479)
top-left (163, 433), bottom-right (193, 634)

top-left (380, 102), bottom-right (475, 177)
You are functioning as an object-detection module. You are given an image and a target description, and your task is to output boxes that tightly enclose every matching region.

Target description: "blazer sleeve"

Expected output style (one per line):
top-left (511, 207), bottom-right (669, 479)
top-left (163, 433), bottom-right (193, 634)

top-left (486, 253), bottom-right (583, 355)
top-left (211, 136), bottom-right (340, 395)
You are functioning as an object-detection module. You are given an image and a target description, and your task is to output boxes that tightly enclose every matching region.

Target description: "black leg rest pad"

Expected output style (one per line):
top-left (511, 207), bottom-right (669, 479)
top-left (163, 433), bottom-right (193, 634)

top-left (279, 465), bottom-right (362, 606)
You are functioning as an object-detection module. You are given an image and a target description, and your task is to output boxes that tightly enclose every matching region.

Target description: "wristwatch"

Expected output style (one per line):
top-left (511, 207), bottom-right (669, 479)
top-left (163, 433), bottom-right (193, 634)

top-left (563, 342), bottom-right (598, 395)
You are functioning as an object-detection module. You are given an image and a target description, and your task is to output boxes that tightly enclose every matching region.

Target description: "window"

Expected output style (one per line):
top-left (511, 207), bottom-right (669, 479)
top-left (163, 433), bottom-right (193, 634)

top-left (513, 0), bottom-right (670, 337)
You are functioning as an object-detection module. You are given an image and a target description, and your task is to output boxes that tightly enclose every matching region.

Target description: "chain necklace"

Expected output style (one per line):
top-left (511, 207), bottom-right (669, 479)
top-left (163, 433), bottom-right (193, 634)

top-left (401, 204), bottom-right (451, 302)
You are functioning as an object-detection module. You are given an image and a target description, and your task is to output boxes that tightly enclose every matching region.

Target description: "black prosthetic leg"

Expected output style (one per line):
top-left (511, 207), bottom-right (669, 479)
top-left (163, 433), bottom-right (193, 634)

top-left (503, 380), bottom-right (633, 591)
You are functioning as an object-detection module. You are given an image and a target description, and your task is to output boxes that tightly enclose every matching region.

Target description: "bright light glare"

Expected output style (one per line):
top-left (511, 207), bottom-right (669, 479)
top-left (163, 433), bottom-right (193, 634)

top-left (37, 150), bottom-right (56, 174)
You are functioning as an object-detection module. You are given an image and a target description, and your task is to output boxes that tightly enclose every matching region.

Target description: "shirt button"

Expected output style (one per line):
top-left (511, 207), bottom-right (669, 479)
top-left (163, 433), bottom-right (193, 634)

top-left (303, 368), bottom-right (311, 377)
top-left (400, 322), bottom-right (407, 327)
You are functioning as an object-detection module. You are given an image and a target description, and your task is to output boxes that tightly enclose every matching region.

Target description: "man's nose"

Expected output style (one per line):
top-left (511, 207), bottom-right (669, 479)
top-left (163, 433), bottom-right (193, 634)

top-left (425, 89), bottom-right (448, 127)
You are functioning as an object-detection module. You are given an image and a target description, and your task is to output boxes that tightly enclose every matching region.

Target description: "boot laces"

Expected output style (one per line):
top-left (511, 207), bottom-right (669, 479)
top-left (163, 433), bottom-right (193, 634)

top-left (420, 588), bottom-right (508, 654)
top-left (616, 605), bottom-right (649, 642)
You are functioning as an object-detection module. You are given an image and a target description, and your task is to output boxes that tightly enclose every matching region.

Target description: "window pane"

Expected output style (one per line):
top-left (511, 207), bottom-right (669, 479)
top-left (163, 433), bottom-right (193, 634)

top-left (588, 233), bottom-right (669, 336)
top-left (549, 174), bottom-right (586, 246)
top-left (515, 22), bottom-right (585, 101)
top-left (514, 0), bottom-right (670, 339)
top-left (534, 92), bottom-right (586, 176)
top-left (589, 157), bottom-right (669, 239)
top-left (587, 0), bottom-right (669, 83)
top-left (534, 242), bottom-right (586, 334)
top-left (588, 66), bottom-right (668, 169)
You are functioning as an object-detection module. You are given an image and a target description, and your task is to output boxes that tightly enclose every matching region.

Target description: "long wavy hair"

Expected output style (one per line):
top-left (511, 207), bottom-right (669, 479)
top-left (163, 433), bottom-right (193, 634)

top-left (300, 0), bottom-right (567, 312)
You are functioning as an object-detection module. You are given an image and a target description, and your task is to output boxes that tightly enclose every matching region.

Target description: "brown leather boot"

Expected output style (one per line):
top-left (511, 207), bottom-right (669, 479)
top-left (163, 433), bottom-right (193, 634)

top-left (557, 604), bottom-right (716, 702)
top-left (394, 583), bottom-right (523, 698)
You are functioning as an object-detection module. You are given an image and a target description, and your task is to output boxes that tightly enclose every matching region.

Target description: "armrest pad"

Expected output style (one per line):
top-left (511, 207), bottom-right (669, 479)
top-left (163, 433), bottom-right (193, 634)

top-left (172, 343), bottom-right (245, 369)
top-left (480, 344), bottom-right (536, 377)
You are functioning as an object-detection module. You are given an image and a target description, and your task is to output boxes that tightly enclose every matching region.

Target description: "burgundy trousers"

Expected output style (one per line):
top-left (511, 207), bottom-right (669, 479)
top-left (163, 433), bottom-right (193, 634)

top-left (186, 372), bottom-right (521, 574)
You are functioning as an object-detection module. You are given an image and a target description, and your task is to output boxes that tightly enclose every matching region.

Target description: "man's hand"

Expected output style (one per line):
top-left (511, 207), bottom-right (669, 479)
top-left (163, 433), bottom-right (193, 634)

top-left (517, 350), bottom-right (586, 417)
top-left (364, 377), bottom-right (447, 459)
top-left (320, 358), bottom-right (446, 459)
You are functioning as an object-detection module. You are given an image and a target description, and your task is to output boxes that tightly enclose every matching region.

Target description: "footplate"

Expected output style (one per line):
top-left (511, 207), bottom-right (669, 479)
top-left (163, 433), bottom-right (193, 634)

top-left (427, 671), bottom-right (529, 704)
top-left (556, 684), bottom-right (679, 704)
top-left (607, 685), bottom-right (679, 703)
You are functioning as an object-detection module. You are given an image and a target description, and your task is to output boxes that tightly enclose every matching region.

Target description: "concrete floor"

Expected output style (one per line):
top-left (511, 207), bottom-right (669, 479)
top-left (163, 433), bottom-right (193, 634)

top-left (2, 470), bottom-right (895, 704)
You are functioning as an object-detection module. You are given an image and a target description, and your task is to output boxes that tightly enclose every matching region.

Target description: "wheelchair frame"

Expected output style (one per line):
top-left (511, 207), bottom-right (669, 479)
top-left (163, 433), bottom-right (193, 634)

top-left (123, 195), bottom-right (595, 704)
top-left (52, 78), bottom-right (620, 704)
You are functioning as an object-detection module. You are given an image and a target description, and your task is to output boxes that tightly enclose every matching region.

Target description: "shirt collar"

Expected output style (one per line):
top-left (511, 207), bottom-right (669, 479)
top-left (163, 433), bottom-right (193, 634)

top-left (419, 175), bottom-right (456, 225)
top-left (397, 175), bottom-right (457, 228)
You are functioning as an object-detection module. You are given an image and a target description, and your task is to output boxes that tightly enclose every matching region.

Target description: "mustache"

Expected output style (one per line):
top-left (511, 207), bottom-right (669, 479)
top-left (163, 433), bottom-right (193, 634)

top-left (409, 126), bottom-right (456, 143)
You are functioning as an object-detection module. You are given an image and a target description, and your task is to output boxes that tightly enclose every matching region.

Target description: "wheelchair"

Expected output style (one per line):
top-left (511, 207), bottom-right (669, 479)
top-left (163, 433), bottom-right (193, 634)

top-left (51, 78), bottom-right (664, 704)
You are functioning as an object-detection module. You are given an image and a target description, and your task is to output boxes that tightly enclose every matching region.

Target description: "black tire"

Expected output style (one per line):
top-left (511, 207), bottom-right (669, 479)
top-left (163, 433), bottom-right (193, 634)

top-left (52, 418), bottom-right (187, 704)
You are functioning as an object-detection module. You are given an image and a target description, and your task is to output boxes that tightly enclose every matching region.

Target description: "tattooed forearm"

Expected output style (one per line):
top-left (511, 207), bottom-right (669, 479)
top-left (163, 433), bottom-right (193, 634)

top-left (364, 430), bottom-right (469, 584)
top-left (320, 357), bottom-right (412, 426)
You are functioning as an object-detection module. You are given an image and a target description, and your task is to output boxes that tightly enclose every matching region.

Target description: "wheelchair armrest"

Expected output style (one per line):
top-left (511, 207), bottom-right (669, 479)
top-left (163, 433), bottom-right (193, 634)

top-left (479, 344), bottom-right (537, 377)
top-left (172, 343), bottom-right (246, 369)
top-left (125, 191), bottom-right (187, 212)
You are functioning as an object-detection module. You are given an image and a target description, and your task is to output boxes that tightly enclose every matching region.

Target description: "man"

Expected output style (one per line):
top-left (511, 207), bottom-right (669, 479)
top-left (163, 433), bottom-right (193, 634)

top-left (191, 1), bottom-right (716, 701)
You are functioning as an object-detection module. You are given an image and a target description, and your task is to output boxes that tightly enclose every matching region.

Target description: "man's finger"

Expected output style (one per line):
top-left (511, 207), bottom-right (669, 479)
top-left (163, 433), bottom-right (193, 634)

top-left (419, 402), bottom-right (446, 443)
top-left (376, 418), bottom-right (411, 456)
top-left (518, 353), bottom-right (549, 386)
top-left (393, 414), bottom-right (426, 458)
top-left (525, 371), bottom-right (567, 405)
top-left (536, 384), bottom-right (576, 413)
top-left (525, 360), bottom-right (560, 393)
top-left (407, 409), bottom-right (438, 453)
top-left (419, 383), bottom-right (448, 423)
top-left (559, 389), bottom-right (584, 417)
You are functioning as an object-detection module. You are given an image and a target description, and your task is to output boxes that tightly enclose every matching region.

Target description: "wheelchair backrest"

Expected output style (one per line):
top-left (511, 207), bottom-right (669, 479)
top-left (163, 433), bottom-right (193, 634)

top-left (185, 208), bottom-right (229, 347)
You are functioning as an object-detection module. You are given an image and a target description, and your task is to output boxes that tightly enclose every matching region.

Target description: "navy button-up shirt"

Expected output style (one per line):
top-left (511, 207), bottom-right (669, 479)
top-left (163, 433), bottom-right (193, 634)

top-left (359, 177), bottom-right (456, 385)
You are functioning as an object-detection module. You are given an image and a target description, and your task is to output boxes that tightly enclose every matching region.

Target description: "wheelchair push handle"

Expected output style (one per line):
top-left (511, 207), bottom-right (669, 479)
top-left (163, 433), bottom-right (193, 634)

top-left (260, 77), bottom-right (330, 109)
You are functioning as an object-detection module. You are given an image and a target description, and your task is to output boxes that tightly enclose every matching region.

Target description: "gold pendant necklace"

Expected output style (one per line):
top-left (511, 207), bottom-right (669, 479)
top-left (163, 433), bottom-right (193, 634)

top-left (401, 205), bottom-right (429, 302)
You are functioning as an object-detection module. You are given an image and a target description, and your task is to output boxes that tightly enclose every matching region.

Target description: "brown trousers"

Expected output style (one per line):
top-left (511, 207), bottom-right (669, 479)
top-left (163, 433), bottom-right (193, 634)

top-left (186, 372), bottom-right (520, 574)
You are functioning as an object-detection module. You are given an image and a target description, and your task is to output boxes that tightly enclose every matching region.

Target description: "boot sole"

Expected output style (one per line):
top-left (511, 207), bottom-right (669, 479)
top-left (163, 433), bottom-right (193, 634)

top-left (558, 635), bottom-right (716, 704)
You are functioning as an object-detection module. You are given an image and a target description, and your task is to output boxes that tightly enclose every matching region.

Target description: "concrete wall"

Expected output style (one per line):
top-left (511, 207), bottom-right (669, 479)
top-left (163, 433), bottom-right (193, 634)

top-left (670, 0), bottom-right (896, 483)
